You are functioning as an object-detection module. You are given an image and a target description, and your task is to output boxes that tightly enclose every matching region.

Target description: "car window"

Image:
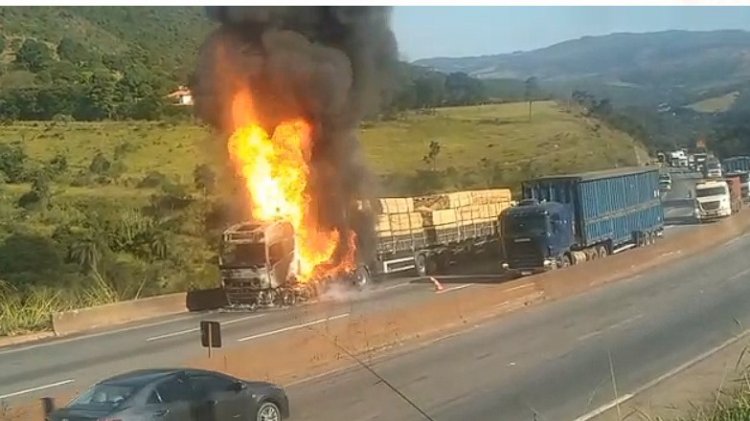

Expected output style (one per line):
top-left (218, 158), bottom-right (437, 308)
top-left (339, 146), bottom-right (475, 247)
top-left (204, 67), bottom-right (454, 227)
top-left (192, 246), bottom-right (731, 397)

top-left (189, 374), bottom-right (236, 398)
top-left (69, 384), bottom-right (136, 409)
top-left (155, 377), bottom-right (193, 403)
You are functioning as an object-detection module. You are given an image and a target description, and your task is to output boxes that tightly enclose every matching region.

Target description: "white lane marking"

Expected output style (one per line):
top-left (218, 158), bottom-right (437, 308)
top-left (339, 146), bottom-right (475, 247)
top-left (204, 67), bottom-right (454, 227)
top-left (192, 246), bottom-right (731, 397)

top-left (572, 393), bottom-right (635, 421)
top-left (0, 379), bottom-right (75, 400)
top-left (571, 328), bottom-right (750, 421)
top-left (377, 282), bottom-right (413, 292)
top-left (728, 267), bottom-right (750, 282)
top-left (237, 313), bottom-right (350, 342)
top-left (577, 314), bottom-right (644, 342)
top-left (504, 284), bottom-right (534, 293)
top-left (0, 312), bottom-right (210, 356)
top-left (436, 284), bottom-right (473, 294)
top-left (145, 314), bottom-right (265, 342)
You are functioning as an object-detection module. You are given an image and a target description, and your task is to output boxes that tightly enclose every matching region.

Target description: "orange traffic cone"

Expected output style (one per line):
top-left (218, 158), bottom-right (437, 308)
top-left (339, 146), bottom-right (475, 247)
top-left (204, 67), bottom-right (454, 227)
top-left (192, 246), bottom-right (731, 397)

top-left (430, 276), bottom-right (444, 292)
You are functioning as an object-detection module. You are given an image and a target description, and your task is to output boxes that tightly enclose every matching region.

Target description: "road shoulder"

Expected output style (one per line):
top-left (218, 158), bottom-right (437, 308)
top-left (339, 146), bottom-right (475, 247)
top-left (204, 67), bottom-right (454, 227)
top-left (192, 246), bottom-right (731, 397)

top-left (595, 333), bottom-right (750, 420)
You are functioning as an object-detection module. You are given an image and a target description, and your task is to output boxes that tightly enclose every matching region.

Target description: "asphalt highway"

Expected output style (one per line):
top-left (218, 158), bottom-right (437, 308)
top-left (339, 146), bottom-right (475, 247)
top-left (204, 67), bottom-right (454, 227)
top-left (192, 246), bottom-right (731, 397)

top-left (0, 275), bottom-right (455, 404)
top-left (288, 213), bottom-right (750, 421)
top-left (0, 168), bottom-right (708, 412)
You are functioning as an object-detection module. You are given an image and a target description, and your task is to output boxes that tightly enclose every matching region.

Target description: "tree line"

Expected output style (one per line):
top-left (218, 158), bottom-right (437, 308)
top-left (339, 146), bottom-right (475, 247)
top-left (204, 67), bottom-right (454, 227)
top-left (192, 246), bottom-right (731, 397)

top-left (0, 37), bottom-right (189, 122)
top-left (0, 36), bottom-right (507, 123)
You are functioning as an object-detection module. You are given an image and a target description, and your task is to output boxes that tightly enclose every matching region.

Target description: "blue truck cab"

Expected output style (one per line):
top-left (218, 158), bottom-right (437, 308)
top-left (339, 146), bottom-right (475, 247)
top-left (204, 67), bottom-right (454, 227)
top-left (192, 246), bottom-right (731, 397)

top-left (500, 167), bottom-right (664, 273)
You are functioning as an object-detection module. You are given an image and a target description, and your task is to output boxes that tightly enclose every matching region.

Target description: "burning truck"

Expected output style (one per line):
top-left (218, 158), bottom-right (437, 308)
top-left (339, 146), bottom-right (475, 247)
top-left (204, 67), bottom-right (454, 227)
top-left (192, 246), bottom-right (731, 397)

top-left (218, 220), bottom-right (371, 310)
top-left (191, 7), bottom-right (398, 309)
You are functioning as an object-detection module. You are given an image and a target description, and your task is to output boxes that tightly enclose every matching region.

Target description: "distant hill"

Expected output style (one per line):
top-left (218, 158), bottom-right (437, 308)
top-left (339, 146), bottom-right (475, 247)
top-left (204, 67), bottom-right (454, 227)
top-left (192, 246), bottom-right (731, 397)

top-left (416, 30), bottom-right (750, 108)
top-left (0, 7), bottom-right (214, 86)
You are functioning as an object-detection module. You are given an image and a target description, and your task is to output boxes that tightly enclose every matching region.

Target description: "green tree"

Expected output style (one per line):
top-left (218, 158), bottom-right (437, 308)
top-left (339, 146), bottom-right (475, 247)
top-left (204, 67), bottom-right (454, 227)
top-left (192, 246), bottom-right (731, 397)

top-left (414, 73), bottom-right (446, 108)
top-left (18, 171), bottom-right (51, 210)
top-left (48, 61), bottom-right (81, 84)
top-left (524, 76), bottom-right (539, 122)
top-left (48, 153), bottom-right (68, 176)
top-left (56, 37), bottom-right (90, 65)
top-left (0, 143), bottom-right (27, 183)
top-left (75, 72), bottom-right (117, 121)
top-left (88, 151), bottom-right (111, 175)
top-left (130, 93), bottom-right (167, 120)
top-left (444, 72), bottom-right (486, 106)
top-left (422, 140), bottom-right (442, 172)
top-left (0, 233), bottom-right (63, 283)
top-left (15, 39), bottom-right (52, 72)
top-left (193, 164), bottom-right (216, 196)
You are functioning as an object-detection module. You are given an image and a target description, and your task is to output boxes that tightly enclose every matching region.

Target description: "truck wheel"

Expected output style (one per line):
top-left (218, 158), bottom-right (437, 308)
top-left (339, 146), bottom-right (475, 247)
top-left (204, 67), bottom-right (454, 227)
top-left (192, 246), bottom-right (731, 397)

top-left (353, 266), bottom-right (371, 289)
top-left (596, 245), bottom-right (608, 258)
top-left (558, 254), bottom-right (571, 268)
top-left (415, 254), bottom-right (437, 277)
top-left (415, 254), bottom-right (428, 277)
top-left (588, 248), bottom-right (598, 261)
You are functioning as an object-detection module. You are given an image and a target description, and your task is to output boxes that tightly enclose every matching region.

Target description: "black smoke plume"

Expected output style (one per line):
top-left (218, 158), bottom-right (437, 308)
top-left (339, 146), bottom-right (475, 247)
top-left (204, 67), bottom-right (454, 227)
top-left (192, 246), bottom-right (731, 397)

top-left (191, 6), bottom-right (398, 266)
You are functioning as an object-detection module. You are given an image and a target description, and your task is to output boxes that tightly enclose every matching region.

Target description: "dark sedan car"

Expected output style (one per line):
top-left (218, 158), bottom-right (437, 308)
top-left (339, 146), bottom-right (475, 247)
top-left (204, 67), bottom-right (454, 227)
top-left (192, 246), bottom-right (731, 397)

top-left (47, 368), bottom-right (290, 421)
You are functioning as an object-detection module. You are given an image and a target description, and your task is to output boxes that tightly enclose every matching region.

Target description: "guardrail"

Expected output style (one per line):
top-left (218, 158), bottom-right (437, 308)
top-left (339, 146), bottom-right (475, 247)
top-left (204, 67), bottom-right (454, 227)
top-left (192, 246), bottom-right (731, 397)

top-left (50, 288), bottom-right (229, 337)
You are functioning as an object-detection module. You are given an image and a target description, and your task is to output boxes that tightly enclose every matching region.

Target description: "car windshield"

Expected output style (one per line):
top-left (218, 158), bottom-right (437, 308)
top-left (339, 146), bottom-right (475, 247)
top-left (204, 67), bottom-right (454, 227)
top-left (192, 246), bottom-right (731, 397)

top-left (505, 214), bottom-right (548, 237)
top-left (221, 242), bottom-right (266, 267)
top-left (69, 384), bottom-right (136, 409)
top-left (696, 187), bottom-right (727, 197)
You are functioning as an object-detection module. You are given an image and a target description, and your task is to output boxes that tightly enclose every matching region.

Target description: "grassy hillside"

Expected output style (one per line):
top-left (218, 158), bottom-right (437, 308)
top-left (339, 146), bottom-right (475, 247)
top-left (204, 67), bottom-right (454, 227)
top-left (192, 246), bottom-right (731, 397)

top-left (0, 101), bottom-right (647, 196)
top-left (363, 101), bottom-right (646, 193)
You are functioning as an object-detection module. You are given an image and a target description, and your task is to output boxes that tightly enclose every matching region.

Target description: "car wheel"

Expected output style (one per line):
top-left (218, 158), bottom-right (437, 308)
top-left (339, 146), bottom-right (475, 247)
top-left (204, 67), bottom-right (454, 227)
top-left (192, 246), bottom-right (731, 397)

top-left (257, 401), bottom-right (282, 421)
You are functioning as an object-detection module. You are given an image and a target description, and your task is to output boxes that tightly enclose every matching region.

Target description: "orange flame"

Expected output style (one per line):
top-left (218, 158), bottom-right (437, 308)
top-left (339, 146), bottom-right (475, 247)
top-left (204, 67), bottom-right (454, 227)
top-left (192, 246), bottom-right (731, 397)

top-left (228, 89), bottom-right (355, 282)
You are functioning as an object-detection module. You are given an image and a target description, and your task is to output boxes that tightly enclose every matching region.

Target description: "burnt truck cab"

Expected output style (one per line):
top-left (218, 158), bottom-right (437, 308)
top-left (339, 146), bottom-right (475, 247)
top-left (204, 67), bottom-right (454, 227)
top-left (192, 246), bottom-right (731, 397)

top-left (500, 199), bottom-right (574, 273)
top-left (219, 221), bottom-right (299, 308)
top-left (219, 220), bottom-right (372, 309)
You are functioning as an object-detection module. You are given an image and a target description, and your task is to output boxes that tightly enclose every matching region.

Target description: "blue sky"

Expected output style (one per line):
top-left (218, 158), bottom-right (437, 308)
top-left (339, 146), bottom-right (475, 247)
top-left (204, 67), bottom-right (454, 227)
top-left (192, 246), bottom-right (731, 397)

top-left (392, 7), bottom-right (750, 61)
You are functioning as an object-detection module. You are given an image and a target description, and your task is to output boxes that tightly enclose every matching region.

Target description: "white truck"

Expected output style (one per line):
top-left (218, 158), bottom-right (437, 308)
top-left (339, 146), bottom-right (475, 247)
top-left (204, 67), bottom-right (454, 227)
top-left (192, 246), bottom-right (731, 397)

top-left (705, 160), bottom-right (723, 178)
top-left (694, 180), bottom-right (732, 222)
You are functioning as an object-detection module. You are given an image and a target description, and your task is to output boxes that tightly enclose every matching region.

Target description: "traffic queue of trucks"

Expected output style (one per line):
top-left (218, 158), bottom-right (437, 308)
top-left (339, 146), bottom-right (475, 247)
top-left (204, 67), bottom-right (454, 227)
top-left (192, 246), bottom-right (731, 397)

top-left (217, 155), bottom-right (750, 310)
top-left (691, 155), bottom-right (750, 222)
top-left (217, 165), bottom-right (673, 309)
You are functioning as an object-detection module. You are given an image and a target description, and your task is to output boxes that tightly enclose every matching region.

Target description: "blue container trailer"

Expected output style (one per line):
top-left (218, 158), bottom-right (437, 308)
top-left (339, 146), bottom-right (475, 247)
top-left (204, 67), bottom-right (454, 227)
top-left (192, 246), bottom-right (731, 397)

top-left (500, 167), bottom-right (664, 272)
top-left (723, 156), bottom-right (750, 173)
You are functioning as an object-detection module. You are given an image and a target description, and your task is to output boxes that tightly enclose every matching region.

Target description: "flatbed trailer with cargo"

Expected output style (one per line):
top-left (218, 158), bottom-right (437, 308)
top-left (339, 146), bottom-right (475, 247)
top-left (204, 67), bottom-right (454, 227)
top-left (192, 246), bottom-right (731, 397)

top-left (370, 190), bottom-right (513, 277)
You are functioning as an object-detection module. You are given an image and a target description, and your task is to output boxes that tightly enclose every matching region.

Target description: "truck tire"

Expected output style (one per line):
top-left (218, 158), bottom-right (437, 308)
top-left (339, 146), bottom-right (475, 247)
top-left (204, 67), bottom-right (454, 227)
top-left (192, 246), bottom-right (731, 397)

top-left (415, 253), bottom-right (437, 277)
top-left (557, 254), bottom-right (571, 268)
top-left (596, 245), bottom-right (608, 259)
top-left (588, 248), bottom-right (598, 261)
top-left (353, 266), bottom-right (371, 289)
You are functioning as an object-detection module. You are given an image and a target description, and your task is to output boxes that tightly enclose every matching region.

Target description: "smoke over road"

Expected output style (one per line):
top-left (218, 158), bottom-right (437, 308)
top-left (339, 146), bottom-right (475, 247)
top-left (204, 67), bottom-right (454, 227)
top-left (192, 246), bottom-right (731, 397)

top-left (191, 6), bottom-right (399, 266)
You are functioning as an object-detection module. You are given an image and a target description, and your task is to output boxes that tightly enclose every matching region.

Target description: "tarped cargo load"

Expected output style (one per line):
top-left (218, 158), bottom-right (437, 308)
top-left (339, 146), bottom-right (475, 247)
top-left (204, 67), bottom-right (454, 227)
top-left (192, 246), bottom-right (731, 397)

top-left (413, 189), bottom-right (512, 212)
top-left (378, 197), bottom-right (414, 214)
top-left (369, 189), bottom-right (513, 258)
top-left (421, 209), bottom-right (458, 227)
